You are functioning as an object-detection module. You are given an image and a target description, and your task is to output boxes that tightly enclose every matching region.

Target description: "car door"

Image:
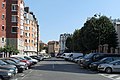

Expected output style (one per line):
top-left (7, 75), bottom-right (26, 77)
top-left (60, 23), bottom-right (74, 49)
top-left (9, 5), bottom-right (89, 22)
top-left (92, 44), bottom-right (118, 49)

top-left (112, 61), bottom-right (120, 72)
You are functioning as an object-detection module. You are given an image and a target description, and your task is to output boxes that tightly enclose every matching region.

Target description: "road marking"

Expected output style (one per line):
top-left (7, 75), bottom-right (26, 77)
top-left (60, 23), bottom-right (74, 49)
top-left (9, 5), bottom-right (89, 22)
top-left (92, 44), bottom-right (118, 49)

top-left (21, 70), bottom-right (33, 80)
top-left (99, 74), bottom-right (120, 80)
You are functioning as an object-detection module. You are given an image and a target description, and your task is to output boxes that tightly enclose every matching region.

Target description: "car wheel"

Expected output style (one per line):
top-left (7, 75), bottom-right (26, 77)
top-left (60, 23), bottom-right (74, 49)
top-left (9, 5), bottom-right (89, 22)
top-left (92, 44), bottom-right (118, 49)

top-left (26, 66), bottom-right (29, 70)
top-left (105, 67), bottom-right (112, 73)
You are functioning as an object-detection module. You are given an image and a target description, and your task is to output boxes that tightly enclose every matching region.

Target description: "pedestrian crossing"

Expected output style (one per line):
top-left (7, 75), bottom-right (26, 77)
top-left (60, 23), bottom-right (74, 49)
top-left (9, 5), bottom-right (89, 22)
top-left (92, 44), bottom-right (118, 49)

top-left (99, 73), bottom-right (120, 80)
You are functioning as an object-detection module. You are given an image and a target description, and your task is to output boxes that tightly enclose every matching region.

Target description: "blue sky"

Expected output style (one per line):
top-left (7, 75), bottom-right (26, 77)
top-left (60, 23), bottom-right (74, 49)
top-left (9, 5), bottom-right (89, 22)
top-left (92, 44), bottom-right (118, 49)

top-left (25, 0), bottom-right (120, 43)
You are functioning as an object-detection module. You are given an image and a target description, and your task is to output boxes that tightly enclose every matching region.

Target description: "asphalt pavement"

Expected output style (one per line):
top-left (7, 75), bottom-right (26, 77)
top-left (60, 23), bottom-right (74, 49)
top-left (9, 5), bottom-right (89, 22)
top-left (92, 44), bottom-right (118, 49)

top-left (11, 58), bottom-right (112, 80)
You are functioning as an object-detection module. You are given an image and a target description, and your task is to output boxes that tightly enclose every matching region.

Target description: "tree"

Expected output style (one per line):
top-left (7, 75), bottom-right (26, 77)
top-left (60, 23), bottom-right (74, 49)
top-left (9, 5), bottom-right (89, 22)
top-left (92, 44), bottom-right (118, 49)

top-left (0, 47), bottom-right (4, 52)
top-left (3, 45), bottom-right (19, 56)
top-left (72, 29), bottom-right (81, 52)
top-left (79, 16), bottom-right (118, 53)
top-left (65, 37), bottom-right (73, 52)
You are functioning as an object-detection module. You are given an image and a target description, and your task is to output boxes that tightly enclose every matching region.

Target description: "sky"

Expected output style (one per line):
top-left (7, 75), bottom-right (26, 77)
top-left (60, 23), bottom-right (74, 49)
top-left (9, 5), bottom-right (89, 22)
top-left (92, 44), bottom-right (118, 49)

top-left (24, 0), bottom-right (120, 43)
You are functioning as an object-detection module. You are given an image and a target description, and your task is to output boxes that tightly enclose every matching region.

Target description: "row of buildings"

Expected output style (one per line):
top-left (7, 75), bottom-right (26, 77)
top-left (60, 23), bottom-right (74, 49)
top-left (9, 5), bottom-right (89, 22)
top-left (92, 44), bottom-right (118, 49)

top-left (0, 0), bottom-right (39, 57)
top-left (47, 33), bottom-right (71, 55)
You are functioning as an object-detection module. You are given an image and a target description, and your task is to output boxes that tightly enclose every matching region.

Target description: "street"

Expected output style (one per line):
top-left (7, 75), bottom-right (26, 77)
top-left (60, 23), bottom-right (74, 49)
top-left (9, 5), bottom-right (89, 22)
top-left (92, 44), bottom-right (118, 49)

top-left (11, 58), bottom-right (120, 80)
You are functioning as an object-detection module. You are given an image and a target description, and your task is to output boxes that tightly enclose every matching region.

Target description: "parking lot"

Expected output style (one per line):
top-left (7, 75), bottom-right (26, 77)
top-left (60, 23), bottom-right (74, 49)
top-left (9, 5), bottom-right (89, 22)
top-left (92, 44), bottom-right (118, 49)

top-left (9, 57), bottom-right (120, 80)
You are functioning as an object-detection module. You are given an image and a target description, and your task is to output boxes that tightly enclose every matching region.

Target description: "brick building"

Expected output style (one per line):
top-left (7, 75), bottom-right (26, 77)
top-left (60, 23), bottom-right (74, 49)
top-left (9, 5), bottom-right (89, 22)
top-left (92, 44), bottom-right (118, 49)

top-left (0, 0), bottom-right (39, 56)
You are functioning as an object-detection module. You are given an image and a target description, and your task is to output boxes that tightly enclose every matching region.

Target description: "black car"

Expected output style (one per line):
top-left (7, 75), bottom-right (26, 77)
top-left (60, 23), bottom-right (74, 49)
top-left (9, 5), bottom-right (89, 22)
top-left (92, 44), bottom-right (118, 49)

top-left (89, 57), bottom-right (120, 70)
top-left (79, 53), bottom-right (120, 68)
top-left (30, 55), bottom-right (41, 62)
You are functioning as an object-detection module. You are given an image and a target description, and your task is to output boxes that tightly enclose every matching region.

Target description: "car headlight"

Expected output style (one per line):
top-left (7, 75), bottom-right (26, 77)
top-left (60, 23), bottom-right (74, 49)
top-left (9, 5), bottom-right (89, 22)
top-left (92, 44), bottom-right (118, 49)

top-left (20, 66), bottom-right (25, 68)
top-left (8, 72), bottom-right (12, 76)
top-left (93, 64), bottom-right (97, 66)
top-left (85, 59), bottom-right (90, 62)
top-left (98, 65), bottom-right (104, 68)
top-left (10, 69), bottom-right (14, 72)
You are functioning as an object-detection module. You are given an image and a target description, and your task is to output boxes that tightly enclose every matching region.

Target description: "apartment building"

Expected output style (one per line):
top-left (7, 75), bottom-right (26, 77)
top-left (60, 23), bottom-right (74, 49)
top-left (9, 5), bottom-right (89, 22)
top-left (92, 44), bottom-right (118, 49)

top-left (0, 0), bottom-right (6, 48)
top-left (59, 33), bottom-right (72, 53)
top-left (0, 0), bottom-right (39, 55)
top-left (48, 41), bottom-right (59, 55)
top-left (24, 7), bottom-right (39, 55)
top-left (5, 0), bottom-right (25, 54)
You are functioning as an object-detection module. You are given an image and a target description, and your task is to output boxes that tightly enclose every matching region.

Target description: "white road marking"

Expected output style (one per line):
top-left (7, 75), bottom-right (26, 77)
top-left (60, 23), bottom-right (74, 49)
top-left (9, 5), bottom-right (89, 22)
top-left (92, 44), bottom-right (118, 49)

top-left (99, 74), bottom-right (120, 80)
top-left (21, 70), bottom-right (33, 80)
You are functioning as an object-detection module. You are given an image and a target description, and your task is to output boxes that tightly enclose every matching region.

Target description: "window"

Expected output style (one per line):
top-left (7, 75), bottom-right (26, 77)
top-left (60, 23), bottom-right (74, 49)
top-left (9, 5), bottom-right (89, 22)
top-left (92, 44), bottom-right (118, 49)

top-left (2, 38), bottom-right (4, 43)
top-left (2, 25), bottom-right (4, 30)
top-left (26, 20), bottom-right (30, 24)
top-left (12, 15), bottom-right (17, 22)
top-left (25, 33), bottom-right (29, 37)
top-left (2, 3), bottom-right (5, 8)
top-left (25, 33), bottom-right (27, 37)
top-left (2, 14), bottom-right (5, 20)
top-left (31, 40), bottom-right (34, 43)
top-left (25, 39), bottom-right (27, 43)
top-left (11, 4), bottom-right (17, 11)
top-left (11, 27), bottom-right (17, 33)
top-left (25, 26), bottom-right (29, 30)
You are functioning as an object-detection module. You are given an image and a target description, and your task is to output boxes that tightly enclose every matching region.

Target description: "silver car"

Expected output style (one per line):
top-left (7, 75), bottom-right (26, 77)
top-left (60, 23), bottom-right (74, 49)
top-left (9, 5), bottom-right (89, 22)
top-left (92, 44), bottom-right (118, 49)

top-left (98, 60), bottom-right (120, 73)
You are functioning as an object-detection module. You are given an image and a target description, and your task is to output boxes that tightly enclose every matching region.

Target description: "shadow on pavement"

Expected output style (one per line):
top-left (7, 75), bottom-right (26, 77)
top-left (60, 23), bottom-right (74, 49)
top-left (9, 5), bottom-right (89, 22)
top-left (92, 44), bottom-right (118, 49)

top-left (31, 58), bottom-right (97, 74)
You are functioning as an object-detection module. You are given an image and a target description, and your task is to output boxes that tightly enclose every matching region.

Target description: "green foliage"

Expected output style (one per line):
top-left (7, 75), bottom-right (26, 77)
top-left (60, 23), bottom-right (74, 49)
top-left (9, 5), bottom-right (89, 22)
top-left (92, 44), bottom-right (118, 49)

top-left (65, 15), bottom-right (118, 53)
top-left (0, 45), bottom-right (19, 54)
top-left (65, 37), bottom-right (73, 52)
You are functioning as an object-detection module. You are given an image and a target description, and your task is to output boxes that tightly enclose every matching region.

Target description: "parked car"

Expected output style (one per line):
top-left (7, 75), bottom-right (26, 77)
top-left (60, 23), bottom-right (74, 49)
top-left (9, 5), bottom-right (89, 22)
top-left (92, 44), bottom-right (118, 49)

top-left (11, 57), bottom-right (31, 69)
top-left (56, 53), bottom-right (64, 58)
top-left (4, 58), bottom-right (27, 72)
top-left (89, 57), bottom-right (120, 70)
top-left (0, 60), bottom-right (17, 75)
top-left (0, 69), bottom-right (14, 80)
top-left (24, 56), bottom-right (38, 64)
top-left (73, 56), bottom-right (83, 63)
top-left (30, 55), bottom-right (41, 62)
top-left (1, 59), bottom-right (25, 73)
top-left (79, 53), bottom-right (120, 68)
top-left (98, 60), bottom-right (120, 73)
top-left (69, 53), bottom-right (83, 61)
top-left (61, 53), bottom-right (73, 60)
top-left (38, 55), bottom-right (44, 60)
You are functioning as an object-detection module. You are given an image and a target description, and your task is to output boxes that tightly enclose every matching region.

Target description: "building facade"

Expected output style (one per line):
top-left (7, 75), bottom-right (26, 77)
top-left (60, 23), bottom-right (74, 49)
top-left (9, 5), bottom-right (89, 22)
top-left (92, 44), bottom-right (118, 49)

top-left (48, 41), bottom-right (59, 55)
top-left (0, 0), bottom-right (6, 48)
top-left (0, 0), bottom-right (40, 56)
top-left (6, 0), bottom-right (25, 54)
top-left (24, 7), bottom-right (39, 55)
top-left (59, 33), bottom-right (72, 53)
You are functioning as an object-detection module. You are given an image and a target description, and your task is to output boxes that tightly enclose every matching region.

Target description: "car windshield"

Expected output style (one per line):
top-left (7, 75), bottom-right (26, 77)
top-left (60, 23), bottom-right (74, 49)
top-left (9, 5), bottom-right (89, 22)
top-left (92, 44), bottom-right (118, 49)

top-left (99, 58), bottom-right (108, 62)
top-left (0, 60), bottom-right (7, 65)
top-left (24, 56), bottom-right (32, 60)
top-left (84, 53), bottom-right (94, 59)
top-left (5, 60), bottom-right (16, 65)
top-left (9, 58), bottom-right (20, 63)
top-left (109, 60), bottom-right (119, 64)
top-left (18, 57), bottom-right (26, 60)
